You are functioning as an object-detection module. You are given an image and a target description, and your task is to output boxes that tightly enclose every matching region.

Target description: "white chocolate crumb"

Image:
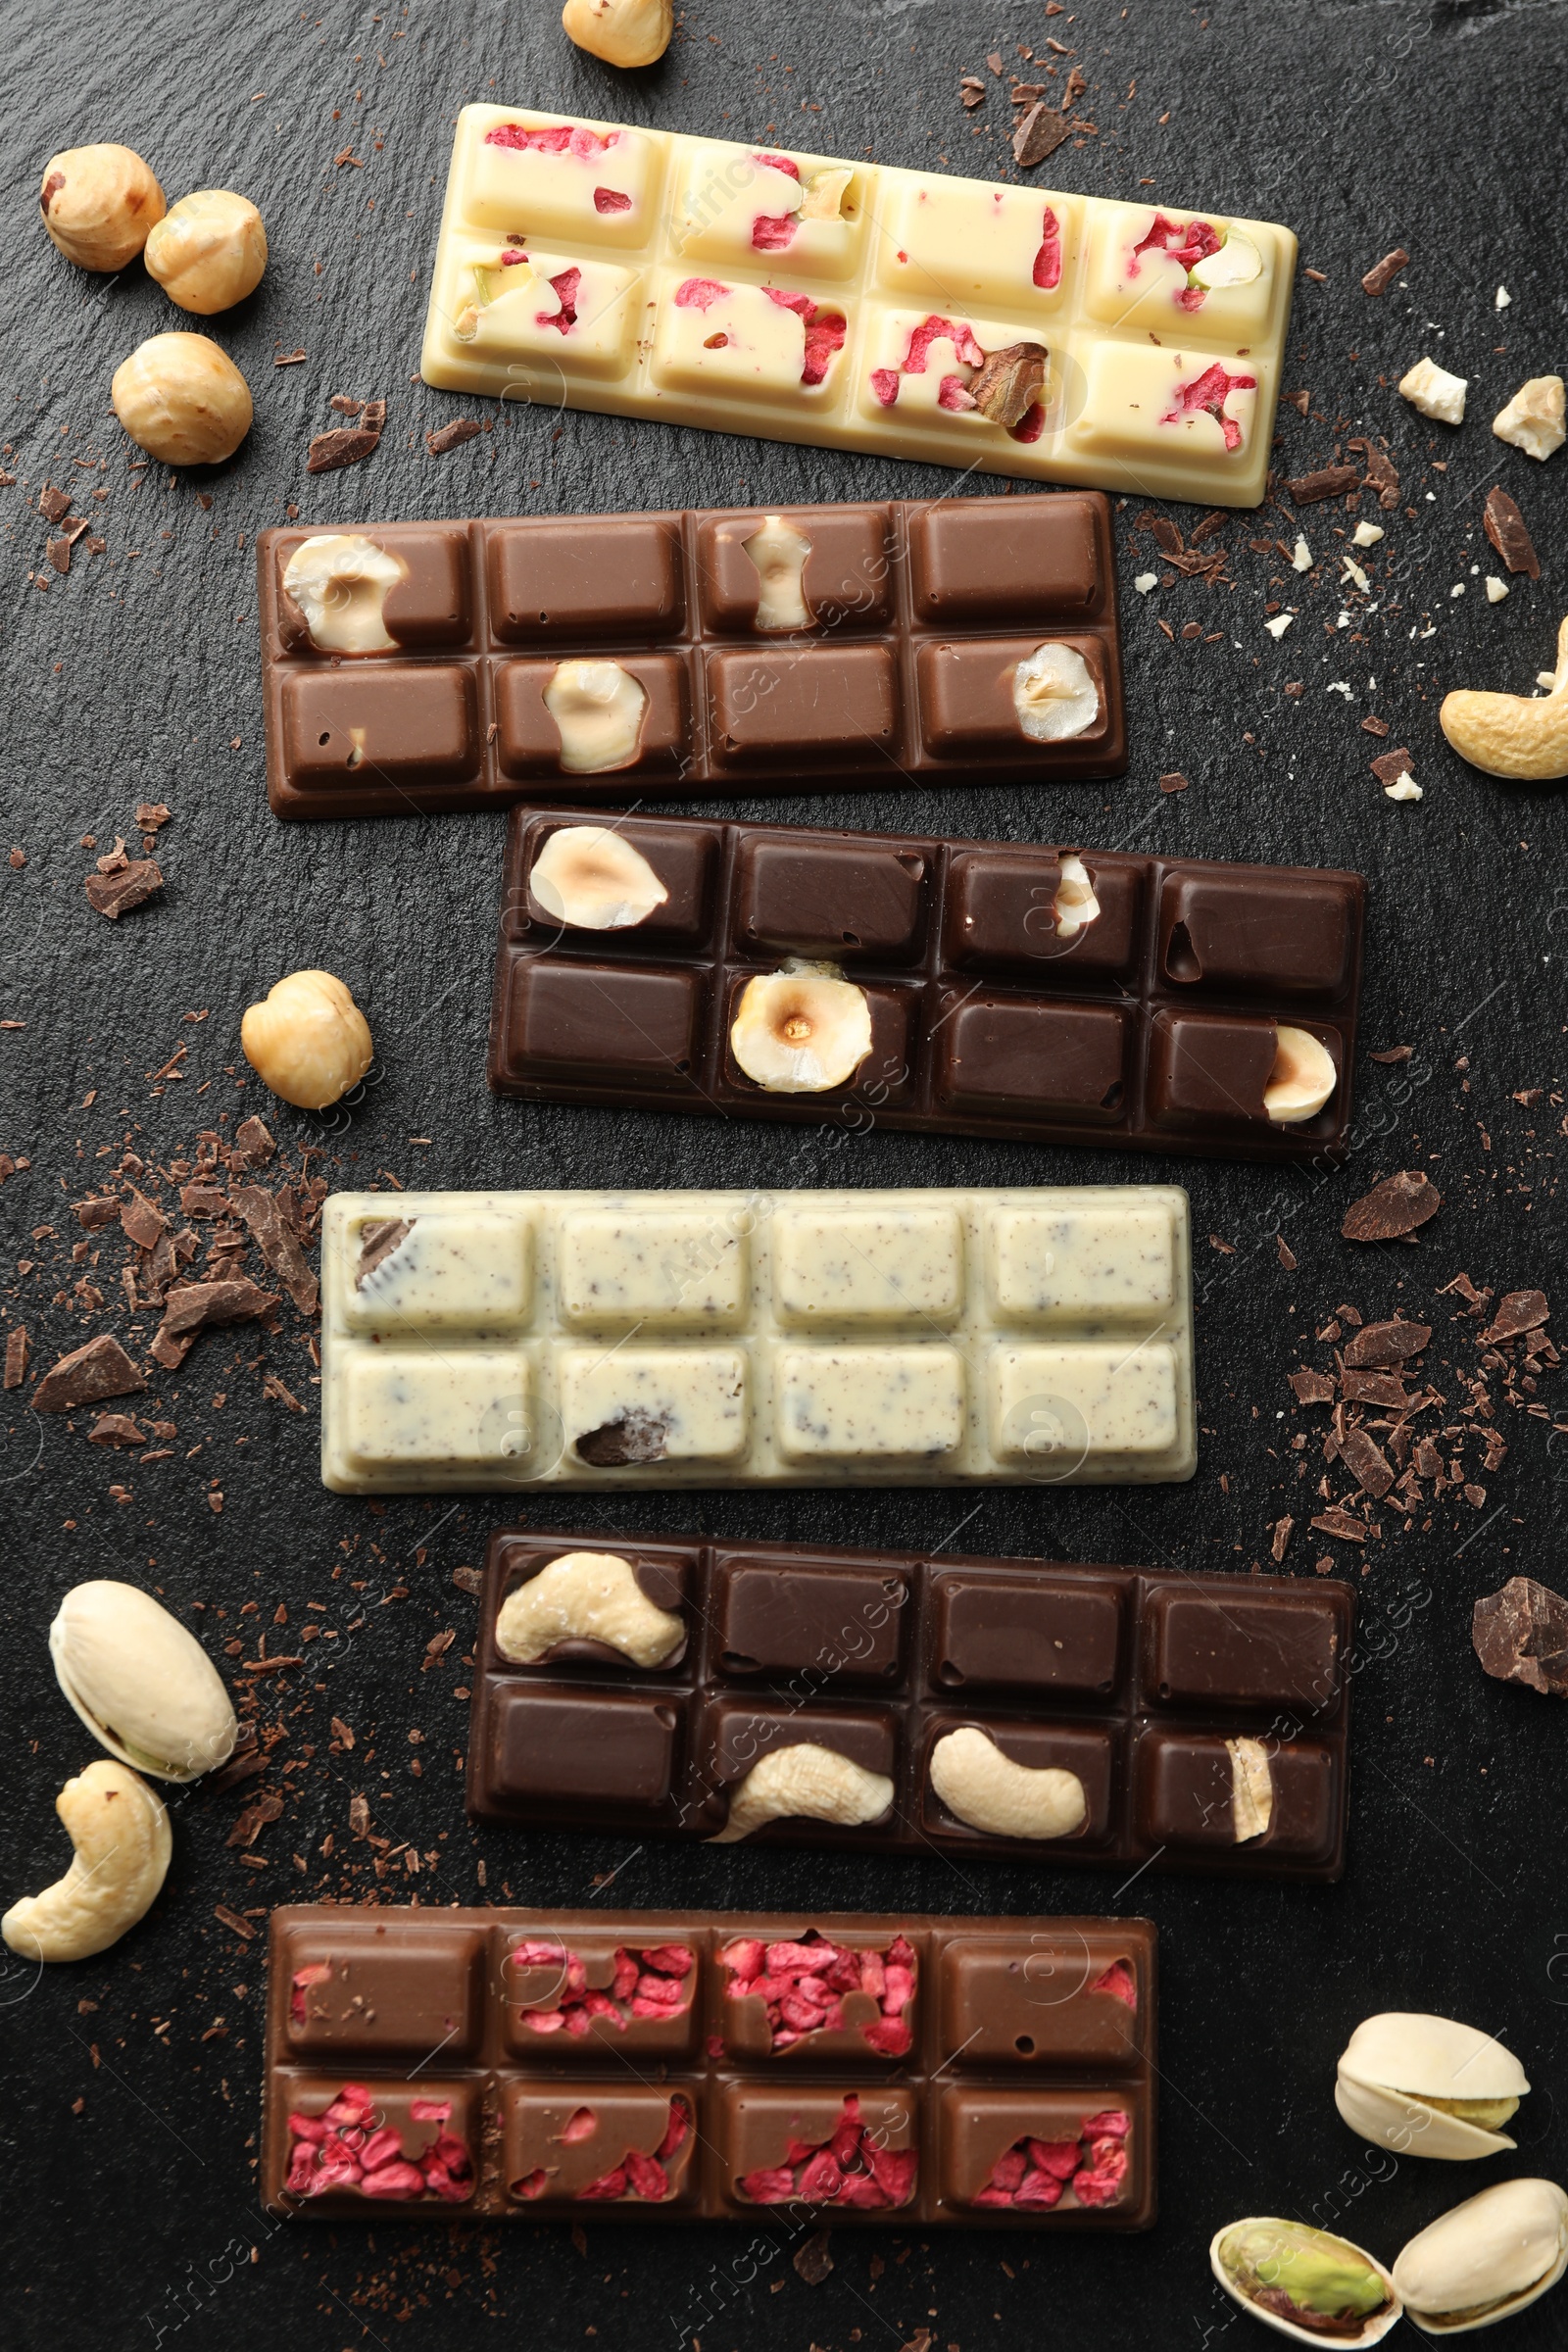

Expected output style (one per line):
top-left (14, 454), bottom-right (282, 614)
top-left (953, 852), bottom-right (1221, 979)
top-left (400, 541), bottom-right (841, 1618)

top-left (1385, 775), bottom-right (1423, 802)
top-left (1351, 521), bottom-right (1385, 549)
top-left (1133, 570), bottom-right (1158, 594)
top-left (1495, 284), bottom-right (1511, 311)
top-left (1343, 559), bottom-right (1370, 592)
top-left (1492, 374), bottom-right (1565, 463)
top-left (1264, 612), bottom-right (1294, 639)
top-left (1399, 355), bottom-right (1468, 425)
top-left (1485, 576), bottom-right (1509, 605)
top-left (1291, 535), bottom-right (1312, 571)
top-left (1450, 582), bottom-right (1466, 599)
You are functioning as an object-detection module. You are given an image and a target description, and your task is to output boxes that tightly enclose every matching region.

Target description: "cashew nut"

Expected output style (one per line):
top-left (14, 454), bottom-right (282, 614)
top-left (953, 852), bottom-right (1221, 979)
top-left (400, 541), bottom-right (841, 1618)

top-left (709, 1742), bottom-right (894, 1844)
top-left (2, 1761), bottom-right (171, 1962)
top-left (928, 1726), bottom-right (1086, 1841)
top-left (1441, 613), bottom-right (1568, 780)
top-left (495, 1549), bottom-right (684, 1668)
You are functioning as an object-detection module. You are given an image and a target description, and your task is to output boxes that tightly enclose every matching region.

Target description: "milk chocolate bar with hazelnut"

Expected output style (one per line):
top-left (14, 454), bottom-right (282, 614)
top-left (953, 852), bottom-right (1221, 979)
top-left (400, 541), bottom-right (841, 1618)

top-left (264, 1904), bottom-right (1157, 2228)
top-left (253, 493), bottom-right (1123, 818)
top-left (318, 1184), bottom-right (1196, 1493)
top-left (490, 810), bottom-right (1365, 1164)
top-left (421, 106), bottom-right (1296, 507)
top-left (466, 1527), bottom-right (1353, 1883)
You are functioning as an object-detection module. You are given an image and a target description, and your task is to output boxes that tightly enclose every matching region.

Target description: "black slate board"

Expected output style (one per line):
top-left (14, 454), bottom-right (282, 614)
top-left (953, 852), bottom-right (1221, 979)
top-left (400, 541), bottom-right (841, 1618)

top-left (2, 3), bottom-right (1566, 2348)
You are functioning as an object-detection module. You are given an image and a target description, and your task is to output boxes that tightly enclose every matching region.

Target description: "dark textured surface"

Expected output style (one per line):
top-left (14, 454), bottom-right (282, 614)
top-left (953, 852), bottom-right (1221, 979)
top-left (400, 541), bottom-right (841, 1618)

top-left (2, 2), bottom-right (1566, 2346)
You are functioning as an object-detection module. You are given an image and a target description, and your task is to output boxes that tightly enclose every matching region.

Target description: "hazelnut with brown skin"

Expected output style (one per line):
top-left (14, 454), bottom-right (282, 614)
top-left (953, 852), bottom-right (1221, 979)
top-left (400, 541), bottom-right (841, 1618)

top-left (111, 332), bottom-right (253, 466)
top-left (40, 143), bottom-right (166, 271)
top-left (144, 190), bottom-right (267, 315)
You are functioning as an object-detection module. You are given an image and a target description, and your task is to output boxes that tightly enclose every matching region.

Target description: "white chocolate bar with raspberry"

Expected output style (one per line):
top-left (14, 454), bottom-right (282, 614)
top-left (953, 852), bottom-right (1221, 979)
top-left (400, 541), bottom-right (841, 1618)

top-left (420, 107), bottom-right (1296, 507)
top-left (319, 1187), bottom-right (1195, 1492)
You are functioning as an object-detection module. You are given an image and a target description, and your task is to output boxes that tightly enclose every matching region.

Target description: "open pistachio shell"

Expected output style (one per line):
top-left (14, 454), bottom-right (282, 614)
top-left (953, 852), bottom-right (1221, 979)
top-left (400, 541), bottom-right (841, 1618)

top-left (1337, 2014), bottom-right (1530, 2159)
top-left (1210, 2217), bottom-right (1402, 2345)
top-left (50, 1582), bottom-right (237, 1783)
top-left (1394, 2179), bottom-right (1568, 2334)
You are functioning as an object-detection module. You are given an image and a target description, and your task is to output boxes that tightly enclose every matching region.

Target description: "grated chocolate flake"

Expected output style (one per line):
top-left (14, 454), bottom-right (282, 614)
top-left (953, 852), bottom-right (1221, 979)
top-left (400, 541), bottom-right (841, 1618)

top-left (1341, 1171), bottom-right (1441, 1243)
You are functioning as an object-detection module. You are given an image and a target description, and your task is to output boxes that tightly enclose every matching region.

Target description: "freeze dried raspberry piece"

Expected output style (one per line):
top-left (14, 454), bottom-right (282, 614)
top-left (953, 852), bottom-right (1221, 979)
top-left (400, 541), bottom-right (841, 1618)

top-left (484, 122), bottom-right (621, 161)
top-left (538, 267), bottom-right (582, 335)
top-left (1131, 212), bottom-right (1222, 309)
top-left (284, 2086), bottom-right (473, 2204)
top-left (289, 1960), bottom-right (332, 2025)
top-left (510, 1939), bottom-right (696, 2035)
top-left (972, 2109), bottom-right (1129, 2211)
top-left (736, 2093), bottom-right (916, 2210)
top-left (1091, 1959), bottom-right (1138, 2010)
top-left (720, 1929), bottom-right (916, 2054)
top-left (760, 286), bottom-right (847, 384)
top-left (1162, 361), bottom-right (1257, 452)
top-left (1032, 205), bottom-right (1063, 291)
top-left (514, 2094), bottom-right (691, 2206)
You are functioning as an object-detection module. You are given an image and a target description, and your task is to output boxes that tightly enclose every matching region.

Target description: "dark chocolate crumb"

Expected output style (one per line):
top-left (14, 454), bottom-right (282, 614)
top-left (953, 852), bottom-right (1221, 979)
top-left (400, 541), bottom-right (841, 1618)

top-left (426, 418), bottom-right (483, 456)
top-left (1482, 486), bottom-right (1540, 579)
top-left (1341, 1171), bottom-right (1441, 1243)
top-left (1360, 247), bottom-right (1408, 297)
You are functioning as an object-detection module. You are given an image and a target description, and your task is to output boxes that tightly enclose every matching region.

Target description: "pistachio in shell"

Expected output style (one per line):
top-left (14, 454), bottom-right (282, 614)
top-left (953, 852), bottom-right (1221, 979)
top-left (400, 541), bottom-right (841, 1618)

top-left (1336, 2013), bottom-right (1530, 2159)
top-left (1394, 2178), bottom-right (1568, 2334)
top-left (1211, 2217), bottom-right (1401, 2345)
top-left (50, 1581), bottom-right (237, 1783)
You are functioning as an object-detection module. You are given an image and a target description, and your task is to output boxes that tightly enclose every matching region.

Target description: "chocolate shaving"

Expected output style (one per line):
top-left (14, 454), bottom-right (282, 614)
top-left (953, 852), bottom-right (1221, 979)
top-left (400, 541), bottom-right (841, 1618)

top-left (1012, 102), bottom-right (1073, 166)
top-left (1288, 1368), bottom-right (1336, 1405)
top-left (1360, 247), bottom-right (1408, 297)
top-left (349, 1793), bottom-right (370, 1839)
top-left (150, 1277), bottom-right (278, 1371)
top-left (1286, 465), bottom-right (1360, 505)
top-left (1309, 1508), bottom-right (1368, 1544)
top-left (121, 1188), bottom-right (168, 1250)
top-left (1158, 771), bottom-right (1191, 794)
top-left (213, 1905), bottom-right (257, 1939)
top-left (971, 341), bottom-right (1048, 427)
top-left (575, 1410), bottom-right (670, 1467)
top-left (1369, 746), bottom-right (1415, 787)
top-left (3, 1327), bottom-right (27, 1390)
top-left (262, 1371), bottom-right (306, 1412)
top-left (1473, 1576), bottom-right (1568, 1698)
top-left (306, 427), bottom-right (380, 475)
top-left (1482, 486), bottom-right (1540, 579)
top-left (87, 1412), bottom-right (146, 1447)
top-left (32, 1333), bottom-right (146, 1412)
top-left (74, 1195), bottom-right (121, 1229)
top-left (1339, 1371), bottom-right (1411, 1408)
top-left (234, 1115), bottom-right (276, 1167)
top-left (426, 418), bottom-right (483, 456)
top-left (1149, 515), bottom-right (1185, 557)
top-left (1343, 1318), bottom-right (1431, 1368)
top-left (1341, 1171), bottom-right (1441, 1242)
top-left (1348, 437), bottom-right (1400, 510)
top-left (227, 1790), bottom-right (284, 1848)
top-left (1479, 1289), bottom-right (1547, 1344)
top-left (1337, 1425), bottom-right (1395, 1499)
top-left (1269, 1514), bottom-right (1294, 1562)
top-left (38, 484), bottom-right (72, 522)
top-left (452, 1563), bottom-right (484, 1597)
top-left (1276, 1235), bottom-right (1298, 1272)
top-left (1368, 1046), bottom-right (1412, 1064)
top-left (210, 1748), bottom-right (270, 1793)
top-left (230, 1185), bottom-right (319, 1316)
top-left (357, 1216), bottom-right (413, 1285)
top-left (84, 858), bottom-right (163, 918)
top-left (794, 2230), bottom-right (835, 2285)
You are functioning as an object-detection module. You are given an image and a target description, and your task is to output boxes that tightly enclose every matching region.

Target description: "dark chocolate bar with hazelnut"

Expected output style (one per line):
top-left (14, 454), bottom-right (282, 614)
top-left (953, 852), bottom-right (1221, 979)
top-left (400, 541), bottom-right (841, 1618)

top-left (489, 810), bottom-right (1366, 1164)
top-left (465, 1528), bottom-right (1353, 1883)
top-left (254, 493), bottom-right (1124, 818)
top-left (263, 1904), bottom-right (1156, 2229)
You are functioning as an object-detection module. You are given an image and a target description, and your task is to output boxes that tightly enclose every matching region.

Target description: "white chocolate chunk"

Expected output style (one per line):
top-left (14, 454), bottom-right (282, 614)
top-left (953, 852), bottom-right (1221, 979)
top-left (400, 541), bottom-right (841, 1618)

top-left (544, 659), bottom-right (649, 772)
top-left (709, 1742), bottom-right (894, 1843)
top-left (561, 1347), bottom-right (750, 1463)
top-left (1013, 643), bottom-right (1100, 741)
top-left (772, 1206), bottom-right (965, 1325)
top-left (743, 513), bottom-right (812, 630)
top-left (1054, 853), bottom-right (1100, 940)
top-left (529, 824), bottom-right (668, 929)
top-left (929, 1726), bottom-right (1087, 1841)
top-left (495, 1550), bottom-right (684, 1666)
top-left (1227, 1737), bottom-right (1273, 1842)
top-left (282, 534), bottom-right (406, 654)
top-left (558, 1210), bottom-right (752, 1329)
top-left (1399, 355), bottom-right (1467, 425)
top-left (1492, 373), bottom-right (1565, 462)
top-left (1291, 535), bottom-right (1312, 569)
top-left (1134, 570), bottom-right (1158, 593)
top-left (775, 1346), bottom-right (965, 1461)
top-left (1351, 520), bottom-right (1384, 548)
top-left (987, 1205), bottom-right (1175, 1320)
top-left (1264, 612), bottom-right (1294, 639)
top-left (340, 1350), bottom-right (534, 1471)
top-left (1486, 575), bottom-right (1509, 604)
top-left (988, 1341), bottom-right (1179, 1462)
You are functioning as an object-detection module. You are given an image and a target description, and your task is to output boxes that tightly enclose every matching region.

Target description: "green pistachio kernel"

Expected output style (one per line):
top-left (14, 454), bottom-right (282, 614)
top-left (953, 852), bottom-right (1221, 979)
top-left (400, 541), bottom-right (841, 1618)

top-left (1220, 2219), bottom-right (1391, 2326)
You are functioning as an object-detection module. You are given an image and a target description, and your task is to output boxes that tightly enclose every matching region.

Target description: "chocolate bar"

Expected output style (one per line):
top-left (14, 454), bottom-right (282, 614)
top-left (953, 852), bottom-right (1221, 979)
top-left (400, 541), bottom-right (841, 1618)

top-left (466, 1528), bottom-right (1352, 1883)
top-left (421, 106), bottom-right (1295, 508)
top-left (264, 1905), bottom-right (1156, 2228)
top-left (490, 811), bottom-right (1365, 1163)
top-left (254, 493), bottom-right (1124, 820)
top-left (318, 1185), bottom-right (1195, 1492)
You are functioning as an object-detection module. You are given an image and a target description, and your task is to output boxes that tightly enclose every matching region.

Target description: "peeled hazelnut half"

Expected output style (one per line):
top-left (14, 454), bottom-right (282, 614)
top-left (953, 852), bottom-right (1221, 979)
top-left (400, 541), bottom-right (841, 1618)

top-left (529, 824), bottom-right (668, 930)
top-left (730, 961), bottom-right (872, 1094)
top-left (143, 189), bottom-right (267, 316)
top-left (1013, 643), bottom-right (1100, 742)
top-left (39, 143), bottom-right (165, 270)
top-left (1054, 852), bottom-right (1101, 940)
top-left (282, 534), bottom-right (407, 655)
top-left (240, 969), bottom-right (373, 1109)
top-left (543, 659), bottom-right (649, 773)
top-left (111, 331), bottom-right (252, 466)
top-left (1189, 230), bottom-right (1262, 289)
top-left (561, 0), bottom-right (672, 68)
top-left (743, 514), bottom-right (812, 631)
top-left (1263, 1026), bottom-right (1337, 1123)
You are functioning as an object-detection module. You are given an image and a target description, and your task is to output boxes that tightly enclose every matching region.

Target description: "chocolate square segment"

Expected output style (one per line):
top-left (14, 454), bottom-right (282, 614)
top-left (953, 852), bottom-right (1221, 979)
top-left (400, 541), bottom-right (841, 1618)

top-left (908, 498), bottom-right (1101, 623)
top-left (941, 849), bottom-right (1141, 981)
top-left (1134, 1730), bottom-right (1340, 1862)
top-left (502, 2083), bottom-right (700, 2207)
top-left (503, 1929), bottom-right (703, 2062)
top-left (493, 655), bottom-right (689, 778)
top-left (712, 1556), bottom-right (911, 1683)
top-left (518, 817), bottom-right (717, 947)
top-left (502, 958), bottom-right (704, 1091)
top-left (931, 1574), bottom-right (1126, 1699)
top-left (915, 637), bottom-right (1107, 760)
top-left (721, 974), bottom-right (917, 1107)
top-left (1159, 869), bottom-right (1357, 999)
top-left (921, 1718), bottom-right (1118, 1850)
top-left (486, 517), bottom-right (685, 643)
top-left (719, 2083), bottom-right (918, 2215)
top-left (937, 1937), bottom-right (1144, 2069)
top-left (936, 2086), bottom-right (1146, 2222)
top-left (731, 837), bottom-right (931, 962)
top-left (933, 997), bottom-right (1129, 1121)
top-left (1146, 1008), bottom-right (1282, 1128)
top-left (380, 528), bottom-right (475, 648)
top-left (1144, 1589), bottom-right (1345, 1711)
top-left (700, 1703), bottom-right (898, 1839)
top-left (484, 1685), bottom-right (683, 1820)
top-left (284, 1921), bottom-right (487, 2060)
top-left (695, 508), bottom-right (894, 632)
top-left (281, 664), bottom-right (481, 795)
top-left (707, 644), bottom-right (898, 770)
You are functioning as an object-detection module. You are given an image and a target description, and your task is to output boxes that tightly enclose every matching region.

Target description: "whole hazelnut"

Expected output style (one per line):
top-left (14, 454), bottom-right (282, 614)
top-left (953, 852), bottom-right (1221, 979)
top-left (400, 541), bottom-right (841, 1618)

top-left (111, 332), bottom-right (253, 466)
top-left (144, 189), bottom-right (267, 315)
top-left (240, 971), bottom-right (373, 1110)
top-left (39, 143), bottom-right (166, 271)
top-left (561, 0), bottom-right (672, 68)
